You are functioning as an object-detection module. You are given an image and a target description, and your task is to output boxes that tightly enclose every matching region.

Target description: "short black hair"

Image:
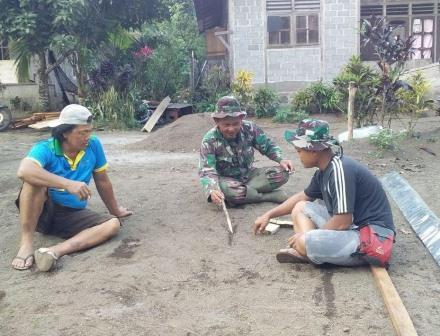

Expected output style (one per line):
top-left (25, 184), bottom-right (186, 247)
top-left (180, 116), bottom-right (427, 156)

top-left (51, 124), bottom-right (77, 143)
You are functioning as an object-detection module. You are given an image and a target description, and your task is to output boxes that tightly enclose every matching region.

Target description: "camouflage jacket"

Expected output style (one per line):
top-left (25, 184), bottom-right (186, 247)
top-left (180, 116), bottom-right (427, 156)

top-left (198, 120), bottom-right (284, 199)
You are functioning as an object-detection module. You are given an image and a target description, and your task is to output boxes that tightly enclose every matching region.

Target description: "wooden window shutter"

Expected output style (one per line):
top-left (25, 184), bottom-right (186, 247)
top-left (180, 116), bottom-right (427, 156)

top-left (386, 4), bottom-right (409, 16)
top-left (412, 3), bottom-right (435, 15)
top-left (266, 0), bottom-right (293, 11)
top-left (361, 5), bottom-right (383, 17)
top-left (294, 0), bottom-right (320, 11)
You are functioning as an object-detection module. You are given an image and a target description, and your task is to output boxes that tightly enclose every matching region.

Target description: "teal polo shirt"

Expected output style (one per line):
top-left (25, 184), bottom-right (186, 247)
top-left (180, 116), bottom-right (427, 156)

top-left (26, 135), bottom-right (108, 209)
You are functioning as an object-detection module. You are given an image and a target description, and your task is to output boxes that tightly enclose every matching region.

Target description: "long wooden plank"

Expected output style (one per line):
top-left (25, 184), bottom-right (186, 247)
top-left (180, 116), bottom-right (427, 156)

top-left (370, 266), bottom-right (418, 336)
top-left (141, 96), bottom-right (171, 132)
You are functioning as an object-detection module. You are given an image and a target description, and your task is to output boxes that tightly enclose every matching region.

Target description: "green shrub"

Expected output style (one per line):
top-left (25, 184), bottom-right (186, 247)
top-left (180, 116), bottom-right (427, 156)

top-left (291, 81), bottom-right (342, 114)
top-left (291, 88), bottom-right (314, 111)
top-left (191, 65), bottom-right (230, 112)
top-left (254, 86), bottom-right (279, 118)
top-left (88, 86), bottom-right (136, 128)
top-left (231, 70), bottom-right (254, 113)
top-left (369, 128), bottom-right (406, 153)
top-left (396, 71), bottom-right (434, 136)
top-left (273, 106), bottom-right (309, 124)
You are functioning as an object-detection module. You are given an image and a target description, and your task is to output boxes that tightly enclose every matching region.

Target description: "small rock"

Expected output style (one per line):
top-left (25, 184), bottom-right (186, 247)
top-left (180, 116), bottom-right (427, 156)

top-left (343, 327), bottom-right (350, 333)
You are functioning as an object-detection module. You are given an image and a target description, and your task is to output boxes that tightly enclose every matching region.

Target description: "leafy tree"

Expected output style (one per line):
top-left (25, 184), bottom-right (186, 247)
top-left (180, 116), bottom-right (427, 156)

top-left (0, 0), bottom-right (168, 110)
top-left (131, 1), bottom-right (205, 100)
top-left (0, 0), bottom-right (83, 110)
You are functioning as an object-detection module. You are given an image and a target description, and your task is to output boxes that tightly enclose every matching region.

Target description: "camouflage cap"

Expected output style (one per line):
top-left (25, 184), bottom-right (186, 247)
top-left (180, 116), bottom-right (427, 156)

top-left (211, 96), bottom-right (247, 119)
top-left (284, 119), bottom-right (338, 151)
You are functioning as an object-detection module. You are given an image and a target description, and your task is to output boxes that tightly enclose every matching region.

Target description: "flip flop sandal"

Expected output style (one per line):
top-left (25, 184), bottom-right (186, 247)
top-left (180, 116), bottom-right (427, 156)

top-left (276, 248), bottom-right (309, 264)
top-left (34, 248), bottom-right (58, 272)
top-left (12, 254), bottom-right (34, 270)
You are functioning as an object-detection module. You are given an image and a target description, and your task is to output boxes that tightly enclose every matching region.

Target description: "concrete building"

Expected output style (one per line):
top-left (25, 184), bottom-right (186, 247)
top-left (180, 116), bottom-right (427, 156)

top-left (0, 41), bottom-right (74, 110)
top-left (194, 0), bottom-right (440, 94)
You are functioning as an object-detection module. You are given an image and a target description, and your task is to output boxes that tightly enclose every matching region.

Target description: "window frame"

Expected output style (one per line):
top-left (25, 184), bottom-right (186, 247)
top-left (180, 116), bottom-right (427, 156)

top-left (267, 11), bottom-right (320, 49)
top-left (268, 15), bottom-right (292, 46)
top-left (411, 16), bottom-right (435, 60)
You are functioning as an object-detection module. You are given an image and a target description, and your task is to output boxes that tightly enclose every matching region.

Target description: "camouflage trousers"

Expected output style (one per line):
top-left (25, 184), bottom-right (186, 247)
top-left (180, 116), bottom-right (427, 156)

top-left (219, 166), bottom-right (289, 204)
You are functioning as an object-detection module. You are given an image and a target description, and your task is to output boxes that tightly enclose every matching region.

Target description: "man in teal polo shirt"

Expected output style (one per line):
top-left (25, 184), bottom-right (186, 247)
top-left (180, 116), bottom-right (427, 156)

top-left (11, 104), bottom-right (132, 272)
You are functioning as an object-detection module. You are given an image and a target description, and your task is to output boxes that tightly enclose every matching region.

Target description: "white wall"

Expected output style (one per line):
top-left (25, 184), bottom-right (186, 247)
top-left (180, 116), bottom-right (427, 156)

top-left (228, 0), bottom-right (361, 91)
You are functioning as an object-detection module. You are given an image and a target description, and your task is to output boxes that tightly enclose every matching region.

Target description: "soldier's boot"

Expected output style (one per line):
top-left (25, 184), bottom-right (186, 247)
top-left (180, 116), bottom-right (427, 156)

top-left (243, 187), bottom-right (288, 204)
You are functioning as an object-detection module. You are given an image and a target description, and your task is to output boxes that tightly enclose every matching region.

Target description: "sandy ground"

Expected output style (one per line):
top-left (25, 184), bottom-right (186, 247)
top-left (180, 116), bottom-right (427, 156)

top-left (0, 115), bottom-right (439, 336)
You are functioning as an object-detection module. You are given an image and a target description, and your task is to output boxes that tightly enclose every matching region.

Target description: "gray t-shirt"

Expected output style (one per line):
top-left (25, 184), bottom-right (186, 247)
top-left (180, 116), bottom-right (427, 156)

top-left (304, 155), bottom-right (395, 232)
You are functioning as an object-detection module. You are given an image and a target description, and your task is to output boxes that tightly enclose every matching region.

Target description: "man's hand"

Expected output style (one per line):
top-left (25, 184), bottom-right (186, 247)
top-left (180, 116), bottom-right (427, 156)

top-left (253, 214), bottom-right (271, 234)
top-left (210, 190), bottom-right (225, 205)
top-left (111, 206), bottom-right (133, 218)
top-left (66, 181), bottom-right (92, 200)
top-left (279, 159), bottom-right (294, 173)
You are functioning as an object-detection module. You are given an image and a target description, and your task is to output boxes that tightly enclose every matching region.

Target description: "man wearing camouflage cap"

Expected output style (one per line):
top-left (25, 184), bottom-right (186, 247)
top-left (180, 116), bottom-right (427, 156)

top-left (199, 96), bottom-right (293, 206)
top-left (253, 119), bottom-right (395, 266)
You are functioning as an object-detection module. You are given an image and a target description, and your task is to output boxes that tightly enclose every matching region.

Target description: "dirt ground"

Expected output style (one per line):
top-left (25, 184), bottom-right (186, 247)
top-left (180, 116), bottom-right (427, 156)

top-left (0, 114), bottom-right (439, 336)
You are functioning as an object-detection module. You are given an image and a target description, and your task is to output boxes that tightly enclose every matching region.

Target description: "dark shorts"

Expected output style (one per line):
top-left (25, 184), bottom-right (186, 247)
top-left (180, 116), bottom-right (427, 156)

top-left (16, 192), bottom-right (115, 239)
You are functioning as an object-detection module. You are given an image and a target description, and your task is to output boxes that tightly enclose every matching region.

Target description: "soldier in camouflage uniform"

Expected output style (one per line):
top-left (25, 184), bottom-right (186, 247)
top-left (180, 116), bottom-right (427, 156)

top-left (199, 96), bottom-right (294, 206)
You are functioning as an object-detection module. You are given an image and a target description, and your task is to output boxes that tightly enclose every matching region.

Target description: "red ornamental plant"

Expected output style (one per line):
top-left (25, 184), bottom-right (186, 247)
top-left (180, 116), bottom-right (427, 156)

top-left (133, 46), bottom-right (154, 60)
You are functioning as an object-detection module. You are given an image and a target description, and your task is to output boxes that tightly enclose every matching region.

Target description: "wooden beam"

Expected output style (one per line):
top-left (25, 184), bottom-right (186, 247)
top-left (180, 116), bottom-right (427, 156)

top-left (370, 266), bottom-right (418, 336)
top-left (214, 30), bottom-right (231, 51)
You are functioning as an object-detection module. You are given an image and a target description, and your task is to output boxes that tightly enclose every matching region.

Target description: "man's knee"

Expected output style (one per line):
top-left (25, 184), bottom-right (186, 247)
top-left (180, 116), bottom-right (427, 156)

top-left (219, 180), bottom-right (246, 204)
top-left (20, 182), bottom-right (47, 201)
top-left (104, 218), bottom-right (121, 237)
top-left (292, 200), bottom-right (307, 218)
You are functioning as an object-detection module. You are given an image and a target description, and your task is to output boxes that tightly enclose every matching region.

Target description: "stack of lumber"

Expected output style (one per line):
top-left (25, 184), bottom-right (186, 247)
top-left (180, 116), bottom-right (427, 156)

top-left (11, 112), bottom-right (60, 130)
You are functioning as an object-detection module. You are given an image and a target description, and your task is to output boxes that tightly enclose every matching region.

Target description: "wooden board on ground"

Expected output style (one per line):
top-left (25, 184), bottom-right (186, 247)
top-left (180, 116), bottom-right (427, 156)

top-left (142, 96), bottom-right (171, 132)
top-left (381, 171), bottom-right (440, 266)
top-left (11, 112), bottom-right (60, 130)
top-left (264, 223), bottom-right (280, 235)
top-left (28, 118), bottom-right (58, 130)
top-left (370, 266), bottom-right (418, 336)
top-left (269, 218), bottom-right (293, 228)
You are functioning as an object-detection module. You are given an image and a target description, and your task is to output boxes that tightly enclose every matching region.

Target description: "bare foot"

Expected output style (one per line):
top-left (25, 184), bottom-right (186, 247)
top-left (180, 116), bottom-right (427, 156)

top-left (12, 245), bottom-right (34, 270)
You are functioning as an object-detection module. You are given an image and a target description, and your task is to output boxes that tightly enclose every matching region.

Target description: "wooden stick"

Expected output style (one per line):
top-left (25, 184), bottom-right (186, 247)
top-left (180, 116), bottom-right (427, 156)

top-left (370, 266), bottom-right (418, 336)
top-left (221, 200), bottom-right (233, 234)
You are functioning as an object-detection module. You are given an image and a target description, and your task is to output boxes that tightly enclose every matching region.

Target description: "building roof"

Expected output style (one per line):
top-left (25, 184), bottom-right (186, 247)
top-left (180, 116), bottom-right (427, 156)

top-left (193, 0), bottom-right (227, 32)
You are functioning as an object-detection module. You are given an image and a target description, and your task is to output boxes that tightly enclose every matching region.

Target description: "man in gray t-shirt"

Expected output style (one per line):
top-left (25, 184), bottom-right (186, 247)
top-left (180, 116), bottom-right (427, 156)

top-left (253, 119), bottom-right (395, 266)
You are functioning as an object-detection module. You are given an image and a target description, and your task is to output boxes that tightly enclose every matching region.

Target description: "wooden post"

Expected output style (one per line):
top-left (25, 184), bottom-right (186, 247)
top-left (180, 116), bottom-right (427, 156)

top-left (190, 50), bottom-right (195, 91)
top-left (347, 82), bottom-right (357, 141)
